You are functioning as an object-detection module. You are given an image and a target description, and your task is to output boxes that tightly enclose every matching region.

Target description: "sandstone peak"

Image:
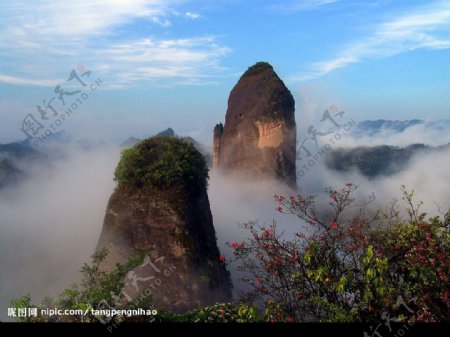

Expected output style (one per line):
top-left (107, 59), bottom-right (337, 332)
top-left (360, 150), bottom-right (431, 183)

top-left (214, 62), bottom-right (297, 187)
top-left (97, 137), bottom-right (232, 312)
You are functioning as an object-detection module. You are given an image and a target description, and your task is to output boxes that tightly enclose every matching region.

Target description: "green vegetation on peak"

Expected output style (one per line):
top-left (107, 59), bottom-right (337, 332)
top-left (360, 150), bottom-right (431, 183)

top-left (241, 61), bottom-right (273, 79)
top-left (114, 136), bottom-right (208, 193)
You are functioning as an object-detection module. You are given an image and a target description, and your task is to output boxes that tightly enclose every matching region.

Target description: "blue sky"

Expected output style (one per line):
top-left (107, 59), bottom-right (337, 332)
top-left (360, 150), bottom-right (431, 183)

top-left (0, 0), bottom-right (449, 144)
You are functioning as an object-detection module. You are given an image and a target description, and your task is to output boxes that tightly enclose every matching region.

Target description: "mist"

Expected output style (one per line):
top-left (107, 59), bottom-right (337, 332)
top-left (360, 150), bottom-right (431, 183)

top-left (1, 122), bottom-right (450, 320)
top-left (0, 144), bottom-right (119, 321)
top-left (210, 142), bottom-right (450, 299)
top-left (338, 121), bottom-right (450, 147)
top-left (209, 172), bottom-right (302, 298)
top-left (299, 148), bottom-right (450, 215)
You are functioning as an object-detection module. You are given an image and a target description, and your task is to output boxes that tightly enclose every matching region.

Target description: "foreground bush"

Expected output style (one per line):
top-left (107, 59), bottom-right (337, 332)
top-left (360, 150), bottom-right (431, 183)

top-left (114, 136), bottom-right (208, 193)
top-left (11, 185), bottom-right (449, 323)
top-left (227, 184), bottom-right (449, 322)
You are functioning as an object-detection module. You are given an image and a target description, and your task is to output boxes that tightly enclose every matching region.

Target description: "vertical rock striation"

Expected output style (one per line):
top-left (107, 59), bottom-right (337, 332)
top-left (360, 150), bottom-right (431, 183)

top-left (215, 62), bottom-right (296, 187)
top-left (96, 137), bottom-right (232, 312)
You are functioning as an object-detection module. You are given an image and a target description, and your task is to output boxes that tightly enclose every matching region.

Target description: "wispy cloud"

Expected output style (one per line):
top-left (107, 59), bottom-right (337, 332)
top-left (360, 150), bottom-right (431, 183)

top-left (0, 0), bottom-right (230, 88)
top-left (271, 0), bottom-right (340, 13)
top-left (185, 11), bottom-right (202, 20)
top-left (292, 1), bottom-right (450, 80)
top-left (95, 36), bottom-right (230, 86)
top-left (0, 75), bottom-right (60, 87)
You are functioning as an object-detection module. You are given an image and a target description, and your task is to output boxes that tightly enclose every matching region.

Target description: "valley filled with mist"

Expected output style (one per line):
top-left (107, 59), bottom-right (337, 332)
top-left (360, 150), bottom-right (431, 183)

top-left (1, 113), bottom-right (449, 322)
top-left (1, 0), bottom-right (449, 331)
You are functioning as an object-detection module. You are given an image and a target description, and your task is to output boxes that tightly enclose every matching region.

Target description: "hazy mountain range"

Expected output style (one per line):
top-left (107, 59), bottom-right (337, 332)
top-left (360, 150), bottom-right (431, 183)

top-left (353, 119), bottom-right (450, 136)
top-left (325, 143), bottom-right (450, 178)
top-left (1, 119), bottom-right (449, 188)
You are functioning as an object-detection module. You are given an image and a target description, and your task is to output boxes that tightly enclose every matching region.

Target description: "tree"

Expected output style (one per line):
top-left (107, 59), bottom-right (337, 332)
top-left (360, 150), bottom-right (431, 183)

top-left (10, 248), bottom-right (150, 322)
top-left (11, 184), bottom-right (449, 323)
top-left (227, 184), bottom-right (450, 322)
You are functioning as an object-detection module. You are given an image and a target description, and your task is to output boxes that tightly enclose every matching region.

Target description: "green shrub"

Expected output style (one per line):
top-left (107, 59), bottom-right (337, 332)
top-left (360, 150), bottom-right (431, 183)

top-left (10, 249), bottom-right (263, 323)
top-left (10, 248), bottom-right (151, 322)
top-left (241, 62), bottom-right (273, 78)
top-left (228, 185), bottom-right (450, 322)
top-left (114, 136), bottom-right (208, 194)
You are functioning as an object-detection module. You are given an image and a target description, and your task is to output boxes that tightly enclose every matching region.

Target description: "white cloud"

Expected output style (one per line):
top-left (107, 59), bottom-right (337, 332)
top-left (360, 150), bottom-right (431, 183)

top-left (185, 11), bottom-right (201, 20)
top-left (0, 0), bottom-right (172, 40)
top-left (271, 0), bottom-right (339, 13)
top-left (339, 122), bottom-right (450, 148)
top-left (293, 1), bottom-right (450, 80)
top-left (100, 37), bottom-right (229, 64)
top-left (0, 75), bottom-right (60, 87)
top-left (0, 144), bottom-right (119, 321)
top-left (0, 0), bottom-right (230, 87)
top-left (91, 36), bottom-right (230, 87)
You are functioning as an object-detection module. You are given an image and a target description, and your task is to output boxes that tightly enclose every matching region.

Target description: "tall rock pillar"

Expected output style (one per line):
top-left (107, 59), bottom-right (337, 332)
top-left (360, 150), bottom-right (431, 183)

top-left (215, 62), bottom-right (297, 187)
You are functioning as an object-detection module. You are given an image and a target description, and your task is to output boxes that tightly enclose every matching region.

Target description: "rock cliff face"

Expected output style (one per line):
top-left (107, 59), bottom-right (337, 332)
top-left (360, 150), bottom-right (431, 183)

top-left (96, 137), bottom-right (232, 312)
top-left (213, 123), bottom-right (223, 169)
top-left (214, 62), bottom-right (296, 187)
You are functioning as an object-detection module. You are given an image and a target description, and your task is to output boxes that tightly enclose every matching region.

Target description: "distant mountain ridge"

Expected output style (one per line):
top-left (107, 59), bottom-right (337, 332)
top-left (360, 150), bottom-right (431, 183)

top-left (0, 131), bottom-right (105, 189)
top-left (325, 143), bottom-right (450, 178)
top-left (2, 120), bottom-right (449, 189)
top-left (120, 137), bottom-right (141, 148)
top-left (120, 128), bottom-right (213, 166)
top-left (354, 119), bottom-right (450, 136)
top-left (0, 142), bottom-right (42, 188)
